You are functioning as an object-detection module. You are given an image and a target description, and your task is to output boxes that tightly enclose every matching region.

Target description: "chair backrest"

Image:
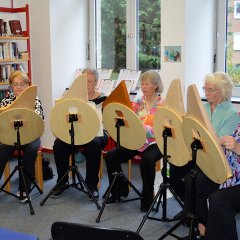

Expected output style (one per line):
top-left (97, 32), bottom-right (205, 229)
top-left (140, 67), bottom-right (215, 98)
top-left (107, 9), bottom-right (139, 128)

top-left (51, 221), bottom-right (144, 240)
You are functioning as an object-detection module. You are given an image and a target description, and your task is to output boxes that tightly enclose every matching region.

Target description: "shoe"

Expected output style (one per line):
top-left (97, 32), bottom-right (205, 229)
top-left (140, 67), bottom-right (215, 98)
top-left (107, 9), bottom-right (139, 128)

top-left (105, 195), bottom-right (120, 204)
top-left (17, 191), bottom-right (31, 203)
top-left (181, 230), bottom-right (205, 240)
top-left (89, 189), bottom-right (99, 201)
top-left (174, 209), bottom-right (185, 219)
top-left (19, 195), bottom-right (31, 203)
top-left (140, 200), bottom-right (153, 213)
top-left (51, 183), bottom-right (69, 198)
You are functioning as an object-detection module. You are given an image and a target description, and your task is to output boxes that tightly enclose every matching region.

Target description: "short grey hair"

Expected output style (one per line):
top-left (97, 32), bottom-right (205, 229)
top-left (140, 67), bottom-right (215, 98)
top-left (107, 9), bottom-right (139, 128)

top-left (204, 71), bottom-right (234, 100)
top-left (82, 68), bottom-right (99, 81)
top-left (139, 70), bottom-right (164, 94)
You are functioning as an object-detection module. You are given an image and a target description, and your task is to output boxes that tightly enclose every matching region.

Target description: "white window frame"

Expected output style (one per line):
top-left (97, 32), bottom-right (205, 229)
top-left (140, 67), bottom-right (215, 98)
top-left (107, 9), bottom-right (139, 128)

top-left (216, 0), bottom-right (240, 98)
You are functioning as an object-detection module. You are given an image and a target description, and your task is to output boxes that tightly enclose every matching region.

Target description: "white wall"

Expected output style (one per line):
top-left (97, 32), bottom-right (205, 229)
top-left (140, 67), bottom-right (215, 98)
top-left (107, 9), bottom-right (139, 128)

top-left (28, 0), bottom-right (88, 149)
top-left (161, 0), bottom-right (216, 103)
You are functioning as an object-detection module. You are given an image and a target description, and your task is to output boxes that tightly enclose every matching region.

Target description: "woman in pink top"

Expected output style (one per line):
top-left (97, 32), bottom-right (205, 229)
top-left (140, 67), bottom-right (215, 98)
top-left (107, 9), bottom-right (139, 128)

top-left (105, 70), bottom-right (164, 212)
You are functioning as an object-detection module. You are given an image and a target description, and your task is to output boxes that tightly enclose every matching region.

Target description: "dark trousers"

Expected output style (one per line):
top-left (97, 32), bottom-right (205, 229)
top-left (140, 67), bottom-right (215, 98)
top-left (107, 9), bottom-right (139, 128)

top-left (53, 132), bottom-right (108, 190)
top-left (205, 184), bottom-right (240, 240)
top-left (183, 170), bottom-right (219, 225)
top-left (105, 144), bottom-right (162, 205)
top-left (168, 162), bottom-right (194, 201)
top-left (0, 138), bottom-right (41, 192)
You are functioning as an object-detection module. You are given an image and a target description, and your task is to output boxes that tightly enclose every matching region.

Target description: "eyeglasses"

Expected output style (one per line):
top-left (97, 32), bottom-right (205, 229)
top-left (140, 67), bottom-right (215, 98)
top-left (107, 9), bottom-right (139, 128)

top-left (11, 82), bottom-right (27, 88)
top-left (202, 87), bottom-right (220, 93)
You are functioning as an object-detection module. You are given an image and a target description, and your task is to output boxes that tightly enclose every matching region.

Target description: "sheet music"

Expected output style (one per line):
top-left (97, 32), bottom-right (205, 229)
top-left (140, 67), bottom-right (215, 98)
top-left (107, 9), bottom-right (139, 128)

top-left (87, 102), bottom-right (103, 137)
top-left (126, 70), bottom-right (141, 92)
top-left (96, 69), bottom-right (113, 90)
top-left (125, 80), bottom-right (134, 93)
top-left (115, 69), bottom-right (128, 88)
top-left (97, 68), bottom-right (113, 79)
top-left (98, 79), bottom-right (115, 96)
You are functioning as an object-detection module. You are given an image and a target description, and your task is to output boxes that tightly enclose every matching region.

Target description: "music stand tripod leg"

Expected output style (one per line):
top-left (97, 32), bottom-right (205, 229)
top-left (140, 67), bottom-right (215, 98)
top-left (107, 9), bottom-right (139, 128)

top-left (157, 139), bottom-right (202, 240)
top-left (136, 182), bottom-right (164, 233)
top-left (96, 172), bottom-right (119, 223)
top-left (73, 166), bottom-right (101, 209)
top-left (40, 168), bottom-right (71, 206)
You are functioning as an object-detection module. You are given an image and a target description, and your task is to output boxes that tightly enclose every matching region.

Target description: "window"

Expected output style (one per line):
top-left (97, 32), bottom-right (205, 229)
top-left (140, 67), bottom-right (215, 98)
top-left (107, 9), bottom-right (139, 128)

top-left (95, 0), bottom-right (161, 77)
top-left (226, 0), bottom-right (240, 87)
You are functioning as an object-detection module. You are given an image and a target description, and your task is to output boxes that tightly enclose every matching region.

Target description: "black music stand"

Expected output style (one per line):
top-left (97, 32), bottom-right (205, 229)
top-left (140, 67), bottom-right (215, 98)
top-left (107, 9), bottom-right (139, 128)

top-left (158, 138), bottom-right (202, 240)
top-left (137, 127), bottom-right (184, 233)
top-left (96, 102), bottom-right (146, 223)
top-left (40, 99), bottom-right (101, 209)
top-left (0, 108), bottom-right (44, 215)
top-left (137, 105), bottom-right (190, 233)
top-left (158, 112), bottom-right (230, 239)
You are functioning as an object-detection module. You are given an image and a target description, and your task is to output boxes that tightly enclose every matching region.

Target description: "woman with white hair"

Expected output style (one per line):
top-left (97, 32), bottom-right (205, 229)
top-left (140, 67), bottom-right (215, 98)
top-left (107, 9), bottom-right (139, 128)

top-left (181, 72), bottom-right (240, 239)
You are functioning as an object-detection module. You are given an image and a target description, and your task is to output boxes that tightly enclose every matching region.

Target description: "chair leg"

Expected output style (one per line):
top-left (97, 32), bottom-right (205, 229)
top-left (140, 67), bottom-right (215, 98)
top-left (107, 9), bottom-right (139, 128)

top-left (155, 159), bottom-right (161, 172)
top-left (97, 152), bottom-right (104, 189)
top-left (3, 161), bottom-right (11, 192)
top-left (35, 151), bottom-right (43, 191)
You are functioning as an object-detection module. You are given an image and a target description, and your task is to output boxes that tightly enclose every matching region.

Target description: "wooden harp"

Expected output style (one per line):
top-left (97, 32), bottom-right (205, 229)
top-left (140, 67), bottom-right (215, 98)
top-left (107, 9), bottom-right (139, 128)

top-left (153, 79), bottom-right (191, 166)
top-left (182, 84), bottom-right (232, 184)
top-left (102, 80), bottom-right (132, 110)
top-left (55, 74), bottom-right (88, 104)
top-left (0, 85), bottom-right (37, 113)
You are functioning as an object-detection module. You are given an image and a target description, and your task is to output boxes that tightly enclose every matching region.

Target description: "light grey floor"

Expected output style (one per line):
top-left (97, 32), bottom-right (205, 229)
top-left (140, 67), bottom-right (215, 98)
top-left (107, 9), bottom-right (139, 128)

top-left (0, 154), bottom-right (239, 240)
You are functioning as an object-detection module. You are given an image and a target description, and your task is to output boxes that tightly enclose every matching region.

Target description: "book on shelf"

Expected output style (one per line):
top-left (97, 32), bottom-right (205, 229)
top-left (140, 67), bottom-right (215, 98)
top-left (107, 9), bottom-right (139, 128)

top-left (8, 20), bottom-right (23, 36)
top-left (0, 19), bottom-right (4, 36)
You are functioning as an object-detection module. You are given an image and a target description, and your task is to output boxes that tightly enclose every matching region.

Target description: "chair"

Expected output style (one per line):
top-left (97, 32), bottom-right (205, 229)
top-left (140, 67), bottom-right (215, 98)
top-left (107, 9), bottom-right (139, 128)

top-left (3, 147), bottom-right (44, 192)
top-left (51, 221), bottom-right (144, 240)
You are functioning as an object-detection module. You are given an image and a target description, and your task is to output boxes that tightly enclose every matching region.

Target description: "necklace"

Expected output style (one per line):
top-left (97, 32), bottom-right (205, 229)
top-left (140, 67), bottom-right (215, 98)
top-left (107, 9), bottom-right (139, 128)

top-left (88, 90), bottom-right (95, 100)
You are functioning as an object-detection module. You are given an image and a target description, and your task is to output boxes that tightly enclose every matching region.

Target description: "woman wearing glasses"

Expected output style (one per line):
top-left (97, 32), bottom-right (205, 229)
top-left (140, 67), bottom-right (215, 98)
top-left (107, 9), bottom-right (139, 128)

top-left (0, 70), bottom-right (44, 203)
top-left (171, 72), bottom-right (240, 239)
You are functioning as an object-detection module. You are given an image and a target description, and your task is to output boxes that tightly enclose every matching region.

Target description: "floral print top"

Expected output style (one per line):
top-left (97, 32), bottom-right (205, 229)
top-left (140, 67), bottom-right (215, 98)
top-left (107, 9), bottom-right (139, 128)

top-left (220, 122), bottom-right (240, 189)
top-left (132, 95), bottom-right (164, 152)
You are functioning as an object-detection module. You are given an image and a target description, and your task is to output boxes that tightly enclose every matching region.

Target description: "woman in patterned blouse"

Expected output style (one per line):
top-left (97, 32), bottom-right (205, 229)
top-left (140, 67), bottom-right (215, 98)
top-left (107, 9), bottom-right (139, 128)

top-left (182, 125), bottom-right (240, 240)
top-left (105, 70), bottom-right (164, 212)
top-left (199, 124), bottom-right (240, 240)
top-left (0, 70), bottom-right (44, 203)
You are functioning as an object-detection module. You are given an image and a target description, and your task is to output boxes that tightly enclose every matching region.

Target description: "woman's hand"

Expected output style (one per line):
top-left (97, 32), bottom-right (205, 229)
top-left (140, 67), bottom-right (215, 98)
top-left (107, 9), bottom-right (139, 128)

top-left (219, 136), bottom-right (240, 155)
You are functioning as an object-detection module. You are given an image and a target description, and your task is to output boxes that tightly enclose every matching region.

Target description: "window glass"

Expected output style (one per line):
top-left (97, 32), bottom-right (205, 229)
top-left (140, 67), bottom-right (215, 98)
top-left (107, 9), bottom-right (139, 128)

top-left (226, 0), bottom-right (240, 86)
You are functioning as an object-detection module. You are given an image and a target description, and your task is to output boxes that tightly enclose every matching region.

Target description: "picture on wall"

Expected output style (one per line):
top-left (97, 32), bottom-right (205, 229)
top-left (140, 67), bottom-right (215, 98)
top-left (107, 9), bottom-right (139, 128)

top-left (164, 46), bottom-right (181, 62)
top-left (234, 1), bottom-right (240, 19)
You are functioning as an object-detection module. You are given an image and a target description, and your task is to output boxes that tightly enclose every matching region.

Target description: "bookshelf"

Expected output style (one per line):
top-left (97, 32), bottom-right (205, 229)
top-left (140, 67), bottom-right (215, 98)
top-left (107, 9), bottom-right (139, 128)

top-left (0, 4), bottom-right (31, 100)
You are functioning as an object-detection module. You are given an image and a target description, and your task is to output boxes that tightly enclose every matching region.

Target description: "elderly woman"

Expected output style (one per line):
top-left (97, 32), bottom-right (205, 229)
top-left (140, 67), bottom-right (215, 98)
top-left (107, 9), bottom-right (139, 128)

top-left (0, 70), bottom-right (44, 203)
top-left (181, 72), bottom-right (240, 239)
top-left (105, 70), bottom-right (164, 212)
top-left (51, 68), bottom-right (108, 200)
top-left (169, 72), bottom-right (240, 205)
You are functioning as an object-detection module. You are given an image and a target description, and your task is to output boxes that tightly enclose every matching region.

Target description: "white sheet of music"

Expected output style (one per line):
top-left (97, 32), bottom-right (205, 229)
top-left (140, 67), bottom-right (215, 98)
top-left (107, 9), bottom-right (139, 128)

top-left (96, 69), bottom-right (113, 90)
top-left (125, 80), bottom-right (134, 93)
top-left (87, 101), bottom-right (103, 137)
top-left (115, 69), bottom-right (128, 88)
top-left (126, 70), bottom-right (141, 92)
top-left (97, 69), bottom-right (113, 79)
top-left (98, 79), bottom-right (115, 96)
